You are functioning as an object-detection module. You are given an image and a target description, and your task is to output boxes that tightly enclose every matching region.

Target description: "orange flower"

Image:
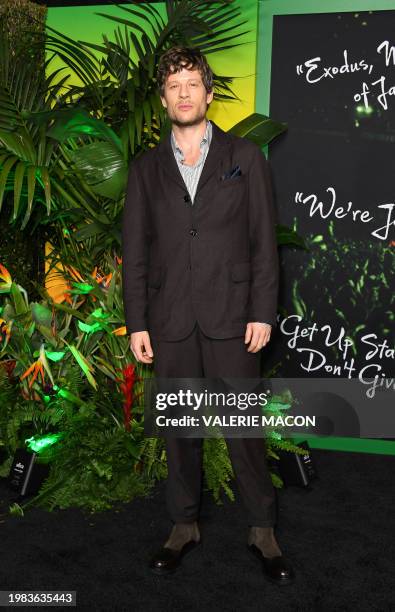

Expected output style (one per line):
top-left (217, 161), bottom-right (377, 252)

top-left (0, 318), bottom-right (11, 343)
top-left (92, 266), bottom-right (113, 288)
top-left (20, 359), bottom-right (45, 388)
top-left (102, 272), bottom-right (112, 287)
top-left (0, 263), bottom-right (12, 292)
top-left (113, 326), bottom-right (127, 336)
top-left (66, 265), bottom-right (84, 283)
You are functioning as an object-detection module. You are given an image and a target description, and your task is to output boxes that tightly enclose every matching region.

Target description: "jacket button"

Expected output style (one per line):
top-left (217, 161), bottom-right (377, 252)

top-left (189, 229), bottom-right (197, 237)
top-left (184, 194), bottom-right (191, 203)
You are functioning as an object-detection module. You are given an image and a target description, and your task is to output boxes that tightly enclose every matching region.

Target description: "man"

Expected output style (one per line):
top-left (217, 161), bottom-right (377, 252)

top-left (122, 46), bottom-right (295, 585)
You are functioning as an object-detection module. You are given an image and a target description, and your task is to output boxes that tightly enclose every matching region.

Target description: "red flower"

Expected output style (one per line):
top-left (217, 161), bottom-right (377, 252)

top-left (116, 364), bottom-right (142, 431)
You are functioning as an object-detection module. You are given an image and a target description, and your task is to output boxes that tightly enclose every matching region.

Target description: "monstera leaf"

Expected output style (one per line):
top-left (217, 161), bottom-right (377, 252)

top-left (68, 141), bottom-right (127, 201)
top-left (41, 109), bottom-right (128, 200)
top-left (45, 108), bottom-right (123, 152)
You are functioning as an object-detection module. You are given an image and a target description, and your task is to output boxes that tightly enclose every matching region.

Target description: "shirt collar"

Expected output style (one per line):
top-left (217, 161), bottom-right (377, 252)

top-left (171, 119), bottom-right (212, 158)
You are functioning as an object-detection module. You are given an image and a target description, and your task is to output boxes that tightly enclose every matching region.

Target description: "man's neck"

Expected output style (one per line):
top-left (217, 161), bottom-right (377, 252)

top-left (172, 118), bottom-right (208, 152)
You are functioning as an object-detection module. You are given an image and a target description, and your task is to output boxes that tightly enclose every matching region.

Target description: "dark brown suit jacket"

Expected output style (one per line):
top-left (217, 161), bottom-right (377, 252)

top-left (121, 119), bottom-right (279, 341)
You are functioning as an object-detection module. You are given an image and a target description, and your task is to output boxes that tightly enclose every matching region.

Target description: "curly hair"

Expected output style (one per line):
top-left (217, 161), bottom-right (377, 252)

top-left (156, 46), bottom-right (214, 98)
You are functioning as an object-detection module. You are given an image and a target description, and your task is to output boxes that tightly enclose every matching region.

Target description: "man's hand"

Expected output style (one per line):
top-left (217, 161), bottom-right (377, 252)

top-left (130, 331), bottom-right (154, 364)
top-left (244, 322), bottom-right (272, 353)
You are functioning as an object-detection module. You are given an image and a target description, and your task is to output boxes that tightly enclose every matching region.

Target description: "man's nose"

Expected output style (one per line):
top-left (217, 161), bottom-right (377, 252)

top-left (179, 86), bottom-right (190, 98)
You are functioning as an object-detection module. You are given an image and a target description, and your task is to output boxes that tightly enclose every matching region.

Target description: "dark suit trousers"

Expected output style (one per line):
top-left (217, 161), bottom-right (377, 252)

top-left (150, 323), bottom-right (276, 527)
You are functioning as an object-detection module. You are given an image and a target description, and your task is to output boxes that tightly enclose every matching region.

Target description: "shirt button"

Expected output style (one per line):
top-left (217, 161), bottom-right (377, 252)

top-left (189, 229), bottom-right (197, 237)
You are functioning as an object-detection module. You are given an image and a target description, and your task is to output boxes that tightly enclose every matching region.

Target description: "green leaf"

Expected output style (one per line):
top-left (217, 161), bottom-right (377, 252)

top-left (39, 166), bottom-right (51, 216)
top-left (10, 283), bottom-right (28, 315)
top-left (69, 141), bottom-right (127, 200)
top-left (228, 113), bottom-right (288, 147)
top-left (270, 472), bottom-right (284, 488)
top-left (35, 324), bottom-right (58, 348)
top-left (72, 221), bottom-right (108, 241)
top-left (46, 108), bottom-right (123, 153)
top-left (31, 303), bottom-right (52, 327)
top-left (46, 351), bottom-right (65, 362)
top-left (276, 224), bottom-right (307, 249)
top-left (67, 343), bottom-right (98, 390)
top-left (21, 165), bottom-right (38, 230)
top-left (39, 343), bottom-right (55, 386)
top-left (0, 155), bottom-right (18, 212)
top-left (13, 161), bottom-right (26, 220)
top-left (9, 502), bottom-right (24, 516)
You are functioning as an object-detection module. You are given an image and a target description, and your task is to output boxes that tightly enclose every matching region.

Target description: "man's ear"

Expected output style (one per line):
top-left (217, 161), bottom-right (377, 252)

top-left (160, 96), bottom-right (167, 109)
top-left (206, 91), bottom-right (214, 105)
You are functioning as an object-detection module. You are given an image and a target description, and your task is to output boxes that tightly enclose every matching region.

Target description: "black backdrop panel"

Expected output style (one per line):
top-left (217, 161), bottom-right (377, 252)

top-left (267, 10), bottom-right (394, 379)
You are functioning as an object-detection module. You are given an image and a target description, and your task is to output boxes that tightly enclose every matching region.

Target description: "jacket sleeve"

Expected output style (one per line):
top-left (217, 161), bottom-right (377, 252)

top-left (121, 159), bottom-right (149, 334)
top-left (247, 144), bottom-right (280, 328)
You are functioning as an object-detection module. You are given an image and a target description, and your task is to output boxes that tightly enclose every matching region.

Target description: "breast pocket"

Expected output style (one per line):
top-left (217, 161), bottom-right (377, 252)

top-left (219, 174), bottom-right (247, 189)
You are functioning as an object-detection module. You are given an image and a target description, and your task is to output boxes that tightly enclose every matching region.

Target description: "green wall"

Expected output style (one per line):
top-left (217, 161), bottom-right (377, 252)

top-left (46, 0), bottom-right (258, 132)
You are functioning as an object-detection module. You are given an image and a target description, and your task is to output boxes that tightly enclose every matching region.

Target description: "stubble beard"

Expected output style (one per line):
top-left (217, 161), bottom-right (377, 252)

top-left (168, 105), bottom-right (207, 128)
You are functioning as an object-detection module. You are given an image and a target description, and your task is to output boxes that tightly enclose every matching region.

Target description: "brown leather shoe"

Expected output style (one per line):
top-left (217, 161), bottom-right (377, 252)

top-left (247, 543), bottom-right (295, 585)
top-left (149, 539), bottom-right (201, 575)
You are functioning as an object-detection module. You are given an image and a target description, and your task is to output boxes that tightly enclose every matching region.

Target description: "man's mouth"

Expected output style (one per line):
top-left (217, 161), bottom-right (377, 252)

top-left (178, 104), bottom-right (193, 110)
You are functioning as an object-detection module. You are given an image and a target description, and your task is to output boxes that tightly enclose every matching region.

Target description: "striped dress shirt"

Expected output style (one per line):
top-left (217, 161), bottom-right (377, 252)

top-left (170, 119), bottom-right (212, 204)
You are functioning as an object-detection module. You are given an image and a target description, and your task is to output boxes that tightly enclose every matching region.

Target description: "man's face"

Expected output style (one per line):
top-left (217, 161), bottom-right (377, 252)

top-left (160, 66), bottom-right (214, 127)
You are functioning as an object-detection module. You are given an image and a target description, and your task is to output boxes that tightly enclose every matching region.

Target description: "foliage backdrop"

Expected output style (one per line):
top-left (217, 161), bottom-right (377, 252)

top-left (0, 0), bottom-right (305, 515)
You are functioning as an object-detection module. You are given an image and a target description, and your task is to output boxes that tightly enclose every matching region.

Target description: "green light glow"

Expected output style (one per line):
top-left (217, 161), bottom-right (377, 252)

top-left (56, 387), bottom-right (83, 405)
top-left (265, 402), bottom-right (291, 412)
top-left (46, 351), bottom-right (65, 362)
top-left (71, 282), bottom-right (94, 294)
top-left (25, 433), bottom-right (63, 453)
top-left (91, 308), bottom-right (109, 319)
top-left (78, 321), bottom-right (101, 333)
top-left (356, 105), bottom-right (374, 115)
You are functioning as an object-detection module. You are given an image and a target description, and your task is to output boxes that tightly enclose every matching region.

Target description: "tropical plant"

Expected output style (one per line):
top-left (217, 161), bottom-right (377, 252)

top-left (0, 259), bottom-right (159, 511)
top-left (0, 1), bottom-right (249, 234)
top-left (0, 1), bottom-right (302, 258)
top-left (0, 260), bottom-right (306, 512)
top-left (0, 0), bottom-right (308, 514)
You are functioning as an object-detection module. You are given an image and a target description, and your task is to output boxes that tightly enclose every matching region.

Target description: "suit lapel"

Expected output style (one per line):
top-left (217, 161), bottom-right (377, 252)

top-left (157, 130), bottom-right (185, 191)
top-left (157, 119), bottom-right (230, 197)
top-left (195, 121), bottom-right (230, 196)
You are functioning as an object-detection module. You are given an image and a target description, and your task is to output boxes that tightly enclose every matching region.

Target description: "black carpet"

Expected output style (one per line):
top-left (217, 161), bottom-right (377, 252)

top-left (0, 449), bottom-right (394, 612)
